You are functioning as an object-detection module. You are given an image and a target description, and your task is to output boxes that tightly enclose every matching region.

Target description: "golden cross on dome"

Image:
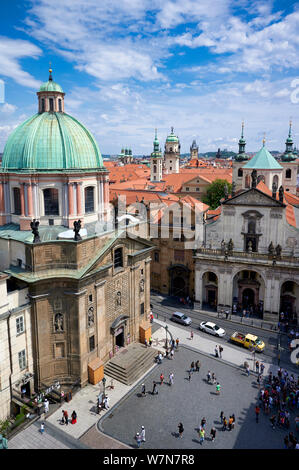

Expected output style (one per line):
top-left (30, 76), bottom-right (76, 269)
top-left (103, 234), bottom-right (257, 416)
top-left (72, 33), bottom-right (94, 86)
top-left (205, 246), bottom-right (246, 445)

top-left (262, 132), bottom-right (266, 146)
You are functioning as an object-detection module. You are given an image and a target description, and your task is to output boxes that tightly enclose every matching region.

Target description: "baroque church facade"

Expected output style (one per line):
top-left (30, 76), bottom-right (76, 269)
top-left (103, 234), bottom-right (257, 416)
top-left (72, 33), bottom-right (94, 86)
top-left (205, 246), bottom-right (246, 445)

top-left (0, 71), bottom-right (153, 419)
top-left (194, 128), bottom-right (299, 322)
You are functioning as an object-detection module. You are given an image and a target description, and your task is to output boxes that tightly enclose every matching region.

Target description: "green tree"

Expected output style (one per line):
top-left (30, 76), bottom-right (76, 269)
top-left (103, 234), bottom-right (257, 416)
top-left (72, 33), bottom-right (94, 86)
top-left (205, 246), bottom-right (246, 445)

top-left (202, 179), bottom-right (232, 209)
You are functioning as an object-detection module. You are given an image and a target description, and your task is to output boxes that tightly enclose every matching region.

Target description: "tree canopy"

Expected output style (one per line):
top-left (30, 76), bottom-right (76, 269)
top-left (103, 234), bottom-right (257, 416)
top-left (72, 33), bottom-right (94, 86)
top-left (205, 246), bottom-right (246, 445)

top-left (202, 179), bottom-right (232, 209)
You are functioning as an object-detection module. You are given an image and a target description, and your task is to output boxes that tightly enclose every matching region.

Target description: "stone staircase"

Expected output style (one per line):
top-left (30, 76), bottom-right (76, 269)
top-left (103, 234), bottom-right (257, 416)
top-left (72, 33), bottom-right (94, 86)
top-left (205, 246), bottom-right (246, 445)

top-left (104, 343), bottom-right (158, 385)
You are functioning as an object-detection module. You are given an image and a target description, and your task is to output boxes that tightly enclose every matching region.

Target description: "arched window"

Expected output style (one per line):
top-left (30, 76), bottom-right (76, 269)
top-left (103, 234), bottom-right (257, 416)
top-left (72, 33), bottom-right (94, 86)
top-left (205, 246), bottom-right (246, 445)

top-left (41, 98), bottom-right (45, 112)
top-left (286, 169), bottom-right (291, 179)
top-left (272, 175), bottom-right (279, 186)
top-left (153, 165), bottom-right (157, 173)
top-left (13, 187), bottom-right (21, 215)
top-left (58, 99), bottom-right (62, 112)
top-left (245, 175), bottom-right (250, 188)
top-left (43, 188), bottom-right (59, 215)
top-left (238, 168), bottom-right (243, 177)
top-left (49, 98), bottom-right (54, 112)
top-left (84, 186), bottom-right (94, 213)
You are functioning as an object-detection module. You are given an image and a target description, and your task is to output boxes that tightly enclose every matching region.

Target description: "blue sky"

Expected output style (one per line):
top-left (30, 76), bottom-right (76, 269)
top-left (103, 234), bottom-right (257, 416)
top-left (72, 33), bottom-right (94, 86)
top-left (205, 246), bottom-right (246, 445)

top-left (0, 0), bottom-right (298, 154)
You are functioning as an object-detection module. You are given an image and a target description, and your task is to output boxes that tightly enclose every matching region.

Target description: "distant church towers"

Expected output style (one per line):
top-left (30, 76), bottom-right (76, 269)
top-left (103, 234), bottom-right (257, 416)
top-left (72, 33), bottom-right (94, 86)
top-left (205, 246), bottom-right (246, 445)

top-left (150, 129), bottom-right (163, 182)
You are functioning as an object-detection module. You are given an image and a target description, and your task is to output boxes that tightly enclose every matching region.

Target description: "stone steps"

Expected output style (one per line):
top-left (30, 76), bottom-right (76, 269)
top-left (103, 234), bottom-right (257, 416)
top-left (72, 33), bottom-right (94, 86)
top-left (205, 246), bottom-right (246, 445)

top-left (104, 344), bottom-right (157, 385)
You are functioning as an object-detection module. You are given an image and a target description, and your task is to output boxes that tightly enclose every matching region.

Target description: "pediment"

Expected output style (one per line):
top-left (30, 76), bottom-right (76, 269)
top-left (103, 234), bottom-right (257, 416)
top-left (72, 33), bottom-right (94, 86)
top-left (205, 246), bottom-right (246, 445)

top-left (223, 188), bottom-right (285, 207)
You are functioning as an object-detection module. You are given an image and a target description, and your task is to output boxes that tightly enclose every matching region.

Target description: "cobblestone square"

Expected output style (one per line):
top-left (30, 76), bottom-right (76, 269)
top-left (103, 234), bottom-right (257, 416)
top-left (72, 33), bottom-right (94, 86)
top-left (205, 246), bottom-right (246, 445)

top-left (100, 345), bottom-right (295, 449)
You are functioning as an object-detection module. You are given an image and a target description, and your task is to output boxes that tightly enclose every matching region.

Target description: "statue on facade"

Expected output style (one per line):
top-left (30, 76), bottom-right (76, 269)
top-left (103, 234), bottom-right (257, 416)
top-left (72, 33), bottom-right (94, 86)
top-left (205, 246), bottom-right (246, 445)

top-left (268, 242), bottom-right (274, 255)
top-left (228, 238), bottom-right (234, 252)
top-left (251, 169), bottom-right (257, 188)
top-left (247, 240), bottom-right (253, 252)
top-left (30, 219), bottom-right (41, 243)
top-left (73, 220), bottom-right (82, 241)
top-left (220, 239), bottom-right (225, 253)
top-left (140, 279), bottom-right (145, 293)
top-left (276, 244), bottom-right (282, 257)
top-left (116, 291), bottom-right (122, 307)
top-left (224, 183), bottom-right (228, 200)
top-left (278, 186), bottom-right (284, 203)
top-left (88, 306), bottom-right (94, 327)
top-left (272, 181), bottom-right (277, 199)
top-left (231, 181), bottom-right (236, 197)
top-left (54, 313), bottom-right (64, 332)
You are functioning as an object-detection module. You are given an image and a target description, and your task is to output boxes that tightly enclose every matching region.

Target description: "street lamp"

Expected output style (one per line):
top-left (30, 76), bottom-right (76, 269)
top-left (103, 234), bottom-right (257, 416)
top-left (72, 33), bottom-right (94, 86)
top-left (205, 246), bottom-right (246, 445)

top-left (102, 377), bottom-right (106, 397)
top-left (165, 325), bottom-right (169, 350)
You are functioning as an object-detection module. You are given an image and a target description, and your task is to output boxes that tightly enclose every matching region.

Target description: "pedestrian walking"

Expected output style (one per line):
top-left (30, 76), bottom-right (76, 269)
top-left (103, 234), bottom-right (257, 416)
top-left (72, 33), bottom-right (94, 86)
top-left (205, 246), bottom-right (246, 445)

top-left (160, 373), bottom-right (164, 385)
top-left (149, 337), bottom-right (152, 347)
top-left (44, 398), bottom-right (49, 414)
top-left (207, 371), bottom-right (211, 383)
top-left (219, 345), bottom-right (223, 358)
top-left (231, 414), bottom-right (236, 429)
top-left (61, 410), bottom-right (65, 424)
top-left (63, 410), bottom-right (69, 425)
top-left (140, 426), bottom-right (146, 442)
top-left (199, 427), bottom-right (205, 444)
top-left (210, 427), bottom-right (216, 442)
top-left (201, 417), bottom-right (207, 429)
top-left (220, 411), bottom-right (224, 424)
top-left (188, 370), bottom-right (192, 381)
top-left (190, 330), bottom-right (194, 340)
top-left (71, 410), bottom-right (77, 424)
top-left (152, 381), bottom-right (158, 395)
top-left (216, 382), bottom-right (221, 395)
top-left (215, 346), bottom-right (219, 358)
top-left (195, 360), bottom-right (200, 372)
top-left (228, 416), bottom-right (233, 431)
top-left (144, 339), bottom-right (148, 347)
top-left (141, 383), bottom-right (146, 396)
top-left (255, 405), bottom-right (260, 423)
top-left (178, 422), bottom-right (184, 438)
top-left (40, 422), bottom-right (45, 434)
top-left (270, 415), bottom-right (276, 429)
top-left (169, 373), bottom-right (174, 386)
top-left (190, 361), bottom-right (195, 372)
top-left (135, 432), bottom-right (142, 448)
top-left (170, 349), bottom-right (174, 360)
top-left (255, 361), bottom-right (260, 374)
top-left (104, 396), bottom-right (110, 409)
top-left (246, 365), bottom-right (250, 376)
top-left (260, 363), bottom-right (265, 375)
top-left (212, 373), bottom-right (217, 384)
top-left (222, 417), bottom-right (227, 431)
top-left (176, 338), bottom-right (179, 349)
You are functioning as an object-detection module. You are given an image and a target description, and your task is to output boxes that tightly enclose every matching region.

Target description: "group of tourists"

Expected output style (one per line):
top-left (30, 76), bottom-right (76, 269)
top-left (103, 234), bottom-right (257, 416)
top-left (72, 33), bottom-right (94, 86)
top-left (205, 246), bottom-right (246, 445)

top-left (257, 367), bottom-right (299, 448)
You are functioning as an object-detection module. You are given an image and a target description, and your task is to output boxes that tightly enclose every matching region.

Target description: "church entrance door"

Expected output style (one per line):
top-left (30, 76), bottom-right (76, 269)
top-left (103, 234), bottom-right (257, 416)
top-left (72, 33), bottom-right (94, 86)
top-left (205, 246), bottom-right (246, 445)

top-left (242, 288), bottom-right (255, 308)
top-left (115, 327), bottom-right (124, 348)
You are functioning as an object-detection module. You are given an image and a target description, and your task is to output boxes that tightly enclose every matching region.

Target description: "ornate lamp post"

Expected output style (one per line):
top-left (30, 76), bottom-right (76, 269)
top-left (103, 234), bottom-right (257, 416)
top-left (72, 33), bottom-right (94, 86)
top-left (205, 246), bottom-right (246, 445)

top-left (102, 377), bottom-right (106, 397)
top-left (165, 325), bottom-right (169, 350)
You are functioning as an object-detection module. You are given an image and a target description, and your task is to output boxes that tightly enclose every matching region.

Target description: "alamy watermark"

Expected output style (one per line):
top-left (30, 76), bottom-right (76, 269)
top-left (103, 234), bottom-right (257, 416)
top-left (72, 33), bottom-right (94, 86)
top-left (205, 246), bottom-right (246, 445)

top-left (290, 78), bottom-right (299, 104)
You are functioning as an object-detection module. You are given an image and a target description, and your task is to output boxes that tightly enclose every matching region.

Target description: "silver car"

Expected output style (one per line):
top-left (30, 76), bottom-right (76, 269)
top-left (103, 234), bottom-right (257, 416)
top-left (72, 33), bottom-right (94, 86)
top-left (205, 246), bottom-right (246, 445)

top-left (171, 311), bottom-right (192, 326)
top-left (199, 321), bottom-right (225, 337)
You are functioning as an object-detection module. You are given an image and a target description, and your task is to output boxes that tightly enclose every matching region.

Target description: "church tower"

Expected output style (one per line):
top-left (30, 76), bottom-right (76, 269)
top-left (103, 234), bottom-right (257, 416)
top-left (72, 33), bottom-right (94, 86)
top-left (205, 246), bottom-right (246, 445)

top-left (233, 122), bottom-right (249, 191)
top-left (164, 127), bottom-right (180, 174)
top-left (150, 129), bottom-right (163, 182)
top-left (190, 140), bottom-right (199, 160)
top-left (280, 121), bottom-right (298, 194)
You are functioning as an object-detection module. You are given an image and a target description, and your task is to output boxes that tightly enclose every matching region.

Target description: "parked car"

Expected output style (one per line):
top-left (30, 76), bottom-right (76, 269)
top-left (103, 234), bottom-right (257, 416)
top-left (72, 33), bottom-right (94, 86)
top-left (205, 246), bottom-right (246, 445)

top-left (199, 321), bottom-right (225, 337)
top-left (171, 311), bottom-right (192, 326)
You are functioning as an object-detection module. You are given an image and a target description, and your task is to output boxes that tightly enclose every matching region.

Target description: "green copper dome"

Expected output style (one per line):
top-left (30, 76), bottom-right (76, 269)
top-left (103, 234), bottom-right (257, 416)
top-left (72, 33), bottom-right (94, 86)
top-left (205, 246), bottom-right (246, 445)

top-left (1, 112), bottom-right (104, 172)
top-left (166, 127), bottom-right (179, 143)
top-left (243, 144), bottom-right (282, 170)
top-left (39, 80), bottom-right (64, 93)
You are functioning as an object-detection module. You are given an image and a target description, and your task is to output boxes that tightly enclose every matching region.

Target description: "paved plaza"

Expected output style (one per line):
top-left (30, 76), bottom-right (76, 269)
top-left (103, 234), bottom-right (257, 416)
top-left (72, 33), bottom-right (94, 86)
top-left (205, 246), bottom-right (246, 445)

top-left (100, 345), bottom-right (296, 449)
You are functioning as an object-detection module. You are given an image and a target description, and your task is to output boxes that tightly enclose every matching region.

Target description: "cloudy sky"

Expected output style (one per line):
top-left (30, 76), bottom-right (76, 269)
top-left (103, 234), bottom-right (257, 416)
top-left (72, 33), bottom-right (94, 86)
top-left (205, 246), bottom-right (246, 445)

top-left (0, 0), bottom-right (298, 154)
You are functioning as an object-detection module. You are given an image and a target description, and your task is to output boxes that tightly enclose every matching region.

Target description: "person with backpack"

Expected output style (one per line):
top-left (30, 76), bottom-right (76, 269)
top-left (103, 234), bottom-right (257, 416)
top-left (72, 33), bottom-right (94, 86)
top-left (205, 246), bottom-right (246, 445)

top-left (178, 422), bottom-right (184, 438)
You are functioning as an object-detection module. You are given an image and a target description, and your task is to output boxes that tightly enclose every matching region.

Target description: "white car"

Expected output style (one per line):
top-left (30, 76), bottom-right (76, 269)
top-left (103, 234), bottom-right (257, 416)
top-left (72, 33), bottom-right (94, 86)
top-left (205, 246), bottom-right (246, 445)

top-left (199, 321), bottom-right (225, 337)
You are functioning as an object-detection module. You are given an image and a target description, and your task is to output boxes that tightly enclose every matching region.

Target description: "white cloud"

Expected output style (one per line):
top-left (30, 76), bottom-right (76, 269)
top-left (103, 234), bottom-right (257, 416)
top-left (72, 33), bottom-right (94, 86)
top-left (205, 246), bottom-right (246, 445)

top-left (0, 36), bottom-right (42, 88)
top-left (0, 103), bottom-right (17, 114)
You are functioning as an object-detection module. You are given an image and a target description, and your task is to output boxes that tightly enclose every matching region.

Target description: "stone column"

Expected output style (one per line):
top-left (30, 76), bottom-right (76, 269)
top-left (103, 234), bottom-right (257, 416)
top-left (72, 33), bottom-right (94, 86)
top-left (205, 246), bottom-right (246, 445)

top-left (194, 265), bottom-right (202, 304)
top-left (20, 183), bottom-right (25, 216)
top-left (76, 183), bottom-right (82, 215)
top-left (68, 183), bottom-right (74, 216)
top-left (0, 181), bottom-right (5, 225)
top-left (27, 183), bottom-right (34, 217)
